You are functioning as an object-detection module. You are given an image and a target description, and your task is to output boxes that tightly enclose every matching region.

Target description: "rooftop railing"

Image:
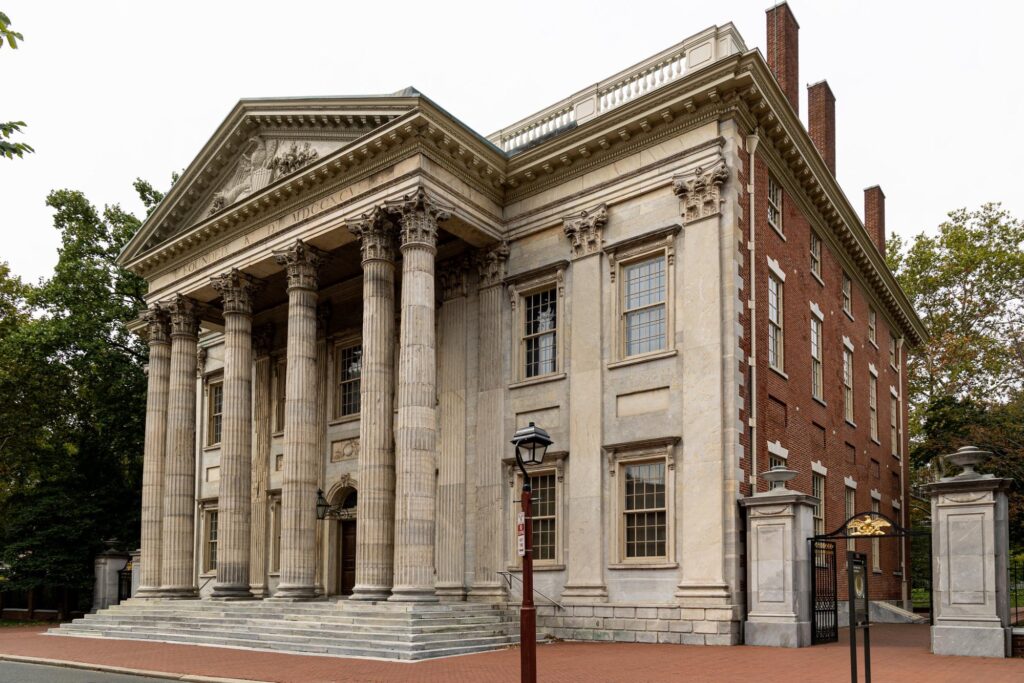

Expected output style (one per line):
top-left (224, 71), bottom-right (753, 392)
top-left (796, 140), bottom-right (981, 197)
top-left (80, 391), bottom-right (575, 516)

top-left (489, 24), bottom-right (746, 154)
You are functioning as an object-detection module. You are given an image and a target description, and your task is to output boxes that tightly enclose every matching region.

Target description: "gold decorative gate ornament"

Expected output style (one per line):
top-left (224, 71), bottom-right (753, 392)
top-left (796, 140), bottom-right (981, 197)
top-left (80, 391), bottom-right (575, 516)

top-left (846, 515), bottom-right (892, 537)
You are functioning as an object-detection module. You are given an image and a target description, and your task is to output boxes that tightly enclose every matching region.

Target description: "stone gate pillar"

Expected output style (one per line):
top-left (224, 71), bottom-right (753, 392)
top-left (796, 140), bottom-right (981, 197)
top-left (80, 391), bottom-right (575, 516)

top-left (924, 446), bottom-right (1012, 658)
top-left (739, 467), bottom-right (815, 647)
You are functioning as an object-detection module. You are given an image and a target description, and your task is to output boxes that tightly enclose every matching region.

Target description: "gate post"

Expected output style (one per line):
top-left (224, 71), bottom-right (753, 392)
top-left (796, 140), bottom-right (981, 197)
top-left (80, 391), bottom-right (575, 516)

top-left (923, 446), bottom-right (1012, 658)
top-left (740, 468), bottom-right (817, 647)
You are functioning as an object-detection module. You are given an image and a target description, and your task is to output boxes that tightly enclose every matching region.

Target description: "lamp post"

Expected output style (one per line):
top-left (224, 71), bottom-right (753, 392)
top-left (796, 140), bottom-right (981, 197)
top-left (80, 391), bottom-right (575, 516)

top-left (510, 421), bottom-right (553, 683)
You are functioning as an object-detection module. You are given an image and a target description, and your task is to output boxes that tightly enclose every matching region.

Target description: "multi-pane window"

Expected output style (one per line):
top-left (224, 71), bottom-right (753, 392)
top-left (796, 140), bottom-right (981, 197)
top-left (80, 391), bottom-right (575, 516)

top-left (810, 233), bottom-right (822, 279)
top-left (812, 473), bottom-right (826, 538)
top-left (769, 454), bottom-right (786, 470)
top-left (890, 393), bottom-right (899, 457)
top-left (871, 500), bottom-right (881, 571)
top-left (842, 273), bottom-right (853, 316)
top-left (205, 510), bottom-right (219, 572)
top-left (530, 473), bottom-right (557, 562)
top-left (868, 308), bottom-right (877, 345)
top-left (622, 257), bottom-right (667, 357)
top-left (335, 343), bottom-right (362, 418)
top-left (889, 337), bottom-right (897, 368)
top-left (843, 347), bottom-right (854, 423)
top-left (845, 487), bottom-right (856, 552)
top-left (623, 461), bottom-right (667, 559)
top-left (768, 275), bottom-right (784, 371)
top-left (523, 288), bottom-right (558, 377)
top-left (811, 318), bottom-right (823, 401)
top-left (767, 175), bottom-right (783, 233)
top-left (275, 360), bottom-right (286, 432)
top-left (208, 382), bottom-right (224, 446)
top-left (869, 374), bottom-right (878, 441)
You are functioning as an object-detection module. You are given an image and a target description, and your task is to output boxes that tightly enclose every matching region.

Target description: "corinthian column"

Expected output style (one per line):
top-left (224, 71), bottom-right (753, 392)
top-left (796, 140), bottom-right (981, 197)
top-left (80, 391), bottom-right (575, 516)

top-left (249, 325), bottom-right (273, 597)
top-left (271, 240), bottom-right (326, 600)
top-left (436, 257), bottom-right (470, 601)
top-left (160, 295), bottom-right (202, 598)
top-left (137, 305), bottom-right (171, 598)
top-left (345, 208), bottom-right (397, 601)
top-left (388, 188), bottom-right (448, 603)
top-left (469, 243), bottom-right (509, 601)
top-left (210, 269), bottom-right (263, 599)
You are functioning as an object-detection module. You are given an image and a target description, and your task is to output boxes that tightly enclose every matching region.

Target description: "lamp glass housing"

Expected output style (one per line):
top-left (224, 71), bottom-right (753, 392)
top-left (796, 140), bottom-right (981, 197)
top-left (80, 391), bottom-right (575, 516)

top-left (315, 489), bottom-right (329, 521)
top-left (511, 421), bottom-right (553, 467)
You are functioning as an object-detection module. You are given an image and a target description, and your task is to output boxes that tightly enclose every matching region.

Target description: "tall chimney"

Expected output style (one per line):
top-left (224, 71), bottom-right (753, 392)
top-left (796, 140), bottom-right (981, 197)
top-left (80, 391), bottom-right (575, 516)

top-left (864, 186), bottom-right (886, 255)
top-left (766, 2), bottom-right (800, 112)
top-left (808, 80), bottom-right (836, 175)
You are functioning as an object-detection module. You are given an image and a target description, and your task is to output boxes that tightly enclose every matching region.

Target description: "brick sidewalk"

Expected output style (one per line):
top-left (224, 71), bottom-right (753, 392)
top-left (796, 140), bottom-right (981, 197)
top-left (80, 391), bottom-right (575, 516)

top-left (0, 624), bottom-right (1021, 682)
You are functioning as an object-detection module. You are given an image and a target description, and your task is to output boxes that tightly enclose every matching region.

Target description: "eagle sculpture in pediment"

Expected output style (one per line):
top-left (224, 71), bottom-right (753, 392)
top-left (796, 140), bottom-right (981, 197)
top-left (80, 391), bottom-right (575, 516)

top-left (208, 136), bottom-right (319, 216)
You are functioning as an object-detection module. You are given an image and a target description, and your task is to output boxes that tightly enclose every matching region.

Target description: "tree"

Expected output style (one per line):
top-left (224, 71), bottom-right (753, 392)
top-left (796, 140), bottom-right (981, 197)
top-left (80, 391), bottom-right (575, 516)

top-left (1, 11), bottom-right (32, 159)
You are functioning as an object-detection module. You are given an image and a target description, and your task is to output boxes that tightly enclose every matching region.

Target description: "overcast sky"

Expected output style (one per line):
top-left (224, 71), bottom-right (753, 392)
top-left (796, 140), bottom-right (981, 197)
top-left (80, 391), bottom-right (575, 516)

top-left (1, 0), bottom-right (1019, 282)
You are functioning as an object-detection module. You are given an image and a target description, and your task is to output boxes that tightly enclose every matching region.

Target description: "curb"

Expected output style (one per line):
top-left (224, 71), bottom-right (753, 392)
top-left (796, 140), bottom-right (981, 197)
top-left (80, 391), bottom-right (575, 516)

top-left (0, 653), bottom-right (273, 683)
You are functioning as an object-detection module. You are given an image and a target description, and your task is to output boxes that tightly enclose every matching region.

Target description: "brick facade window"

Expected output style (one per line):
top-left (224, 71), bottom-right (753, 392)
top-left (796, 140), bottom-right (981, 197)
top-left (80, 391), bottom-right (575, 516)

top-left (810, 317), bottom-right (823, 400)
top-left (843, 346), bottom-right (854, 424)
top-left (868, 308), bottom-right (877, 345)
top-left (767, 175), bottom-right (783, 234)
top-left (869, 373), bottom-right (878, 442)
top-left (871, 499), bottom-right (881, 572)
top-left (810, 233), bottom-right (822, 280)
top-left (335, 342), bottom-right (362, 418)
top-left (845, 486), bottom-right (856, 552)
top-left (812, 473), bottom-right (825, 536)
top-left (890, 389), bottom-right (899, 457)
top-left (768, 274), bottom-right (784, 371)
top-left (842, 272), bottom-right (853, 317)
top-left (889, 337), bottom-right (897, 368)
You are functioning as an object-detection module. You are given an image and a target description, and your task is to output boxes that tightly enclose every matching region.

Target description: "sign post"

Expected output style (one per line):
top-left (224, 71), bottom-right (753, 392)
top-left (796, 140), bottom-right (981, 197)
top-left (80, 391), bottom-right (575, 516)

top-left (847, 551), bottom-right (871, 683)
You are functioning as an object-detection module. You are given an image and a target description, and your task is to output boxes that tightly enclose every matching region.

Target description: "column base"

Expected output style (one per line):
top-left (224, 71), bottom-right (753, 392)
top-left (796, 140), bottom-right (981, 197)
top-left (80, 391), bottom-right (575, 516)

top-left (435, 584), bottom-right (467, 602)
top-left (744, 619), bottom-right (812, 648)
top-left (388, 586), bottom-right (439, 603)
top-left (210, 583), bottom-right (256, 600)
top-left (467, 583), bottom-right (506, 603)
top-left (249, 585), bottom-right (269, 599)
top-left (560, 584), bottom-right (608, 603)
top-left (133, 587), bottom-right (163, 599)
top-left (349, 584), bottom-right (392, 601)
top-left (269, 584), bottom-right (318, 601)
top-left (932, 624), bottom-right (1009, 658)
top-left (156, 587), bottom-right (199, 599)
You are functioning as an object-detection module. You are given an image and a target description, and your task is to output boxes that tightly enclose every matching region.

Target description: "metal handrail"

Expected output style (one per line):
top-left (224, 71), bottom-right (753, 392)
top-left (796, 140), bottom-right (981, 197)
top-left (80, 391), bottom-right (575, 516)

top-left (496, 571), bottom-right (565, 611)
top-left (198, 576), bottom-right (214, 593)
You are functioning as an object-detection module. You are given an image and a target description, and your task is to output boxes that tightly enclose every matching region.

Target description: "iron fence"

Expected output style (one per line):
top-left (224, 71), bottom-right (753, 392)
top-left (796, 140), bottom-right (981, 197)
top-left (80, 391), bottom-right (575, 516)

top-left (1011, 559), bottom-right (1024, 626)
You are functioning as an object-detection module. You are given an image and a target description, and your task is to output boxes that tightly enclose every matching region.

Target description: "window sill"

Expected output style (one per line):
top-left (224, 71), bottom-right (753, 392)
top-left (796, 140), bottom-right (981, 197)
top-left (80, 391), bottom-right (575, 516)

top-left (607, 349), bottom-right (677, 370)
top-left (203, 444), bottom-right (221, 452)
top-left (768, 366), bottom-right (788, 380)
top-left (872, 570), bottom-right (883, 575)
top-left (506, 564), bottom-right (565, 572)
top-left (845, 420), bottom-right (857, 429)
top-left (328, 414), bottom-right (360, 427)
top-left (812, 396), bottom-right (827, 408)
top-left (769, 222), bottom-right (785, 241)
top-left (608, 562), bottom-right (678, 570)
top-left (509, 372), bottom-right (566, 390)
top-left (199, 572), bottom-right (215, 579)
top-left (871, 438), bottom-right (881, 446)
top-left (844, 309), bottom-right (855, 322)
top-left (272, 430), bottom-right (284, 438)
top-left (893, 572), bottom-right (903, 578)
top-left (869, 340), bottom-right (878, 350)
top-left (811, 272), bottom-right (825, 287)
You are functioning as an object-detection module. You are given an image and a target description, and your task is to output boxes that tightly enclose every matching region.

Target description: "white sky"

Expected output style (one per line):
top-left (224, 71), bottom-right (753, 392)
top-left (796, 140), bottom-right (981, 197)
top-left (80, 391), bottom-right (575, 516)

top-left (0, 0), bottom-right (1019, 282)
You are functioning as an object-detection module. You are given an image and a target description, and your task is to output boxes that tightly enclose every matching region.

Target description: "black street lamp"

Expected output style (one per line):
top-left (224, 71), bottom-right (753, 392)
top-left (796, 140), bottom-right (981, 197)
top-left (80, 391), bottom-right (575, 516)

top-left (510, 421), bottom-right (553, 683)
top-left (315, 488), bottom-right (335, 521)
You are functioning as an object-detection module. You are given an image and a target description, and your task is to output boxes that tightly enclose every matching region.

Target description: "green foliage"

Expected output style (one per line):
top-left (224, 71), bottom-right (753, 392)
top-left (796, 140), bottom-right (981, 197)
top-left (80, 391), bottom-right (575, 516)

top-left (0, 183), bottom-right (153, 593)
top-left (1, 11), bottom-right (32, 159)
top-left (0, 11), bottom-right (23, 49)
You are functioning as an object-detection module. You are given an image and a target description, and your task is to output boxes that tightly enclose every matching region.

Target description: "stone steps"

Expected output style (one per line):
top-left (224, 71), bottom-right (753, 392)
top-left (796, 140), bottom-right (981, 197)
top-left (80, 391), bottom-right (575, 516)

top-left (50, 598), bottom-right (521, 660)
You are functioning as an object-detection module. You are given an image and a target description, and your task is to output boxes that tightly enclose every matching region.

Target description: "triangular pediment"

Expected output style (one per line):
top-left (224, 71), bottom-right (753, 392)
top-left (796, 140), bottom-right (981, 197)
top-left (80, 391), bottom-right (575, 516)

top-left (121, 95), bottom-right (422, 264)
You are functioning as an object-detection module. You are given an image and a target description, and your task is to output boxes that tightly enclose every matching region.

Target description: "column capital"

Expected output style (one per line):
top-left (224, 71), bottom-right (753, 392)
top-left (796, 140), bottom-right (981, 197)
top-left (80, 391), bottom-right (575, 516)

top-left (563, 204), bottom-right (607, 259)
top-left (346, 207), bottom-right (397, 264)
top-left (476, 242), bottom-right (509, 288)
top-left (211, 269), bottom-right (264, 315)
top-left (273, 240), bottom-right (328, 291)
top-left (165, 295), bottom-right (202, 338)
top-left (387, 187), bottom-right (450, 251)
top-left (253, 324), bottom-right (275, 356)
top-left (141, 305), bottom-right (171, 346)
top-left (438, 255), bottom-right (472, 301)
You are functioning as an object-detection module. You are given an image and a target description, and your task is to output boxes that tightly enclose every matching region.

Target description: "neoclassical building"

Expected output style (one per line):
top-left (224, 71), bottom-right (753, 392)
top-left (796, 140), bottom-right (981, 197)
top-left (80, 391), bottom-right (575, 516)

top-left (109, 3), bottom-right (924, 647)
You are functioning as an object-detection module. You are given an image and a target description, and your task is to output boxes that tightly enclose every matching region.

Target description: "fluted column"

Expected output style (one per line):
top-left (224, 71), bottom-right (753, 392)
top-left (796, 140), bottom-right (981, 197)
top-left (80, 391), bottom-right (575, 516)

top-left (469, 243), bottom-right (509, 601)
top-left (314, 303), bottom-right (330, 596)
top-left (160, 295), bottom-right (201, 598)
top-left (346, 209), bottom-right (397, 600)
top-left (388, 188), bottom-right (448, 602)
top-left (272, 240), bottom-right (326, 600)
top-left (249, 325), bottom-right (273, 597)
top-left (436, 257), bottom-right (470, 600)
top-left (137, 306), bottom-right (171, 598)
top-left (210, 270), bottom-right (263, 599)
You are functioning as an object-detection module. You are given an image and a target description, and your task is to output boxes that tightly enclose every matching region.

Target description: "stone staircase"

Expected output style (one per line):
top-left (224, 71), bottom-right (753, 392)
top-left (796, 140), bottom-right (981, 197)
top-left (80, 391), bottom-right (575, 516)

top-left (49, 598), bottom-right (521, 660)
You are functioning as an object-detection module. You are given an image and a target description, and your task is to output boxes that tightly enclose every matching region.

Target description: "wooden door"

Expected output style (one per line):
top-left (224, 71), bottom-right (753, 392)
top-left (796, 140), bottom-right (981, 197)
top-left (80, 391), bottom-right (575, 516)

top-left (339, 520), bottom-right (357, 595)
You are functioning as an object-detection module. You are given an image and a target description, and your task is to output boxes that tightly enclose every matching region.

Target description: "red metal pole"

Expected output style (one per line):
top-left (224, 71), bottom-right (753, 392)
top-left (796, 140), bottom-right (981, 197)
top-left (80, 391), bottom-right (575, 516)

top-left (521, 484), bottom-right (536, 683)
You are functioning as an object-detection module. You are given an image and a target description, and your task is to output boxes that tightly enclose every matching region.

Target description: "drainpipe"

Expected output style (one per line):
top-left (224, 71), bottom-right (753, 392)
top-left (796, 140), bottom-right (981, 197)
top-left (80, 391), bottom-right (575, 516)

top-left (896, 336), bottom-right (908, 607)
top-left (745, 132), bottom-right (760, 495)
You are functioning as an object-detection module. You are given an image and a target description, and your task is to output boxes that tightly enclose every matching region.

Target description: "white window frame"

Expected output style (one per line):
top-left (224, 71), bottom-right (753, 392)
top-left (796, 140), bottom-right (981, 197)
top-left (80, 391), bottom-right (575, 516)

top-left (868, 367), bottom-right (879, 443)
top-left (203, 507), bottom-right (219, 574)
top-left (767, 266), bottom-right (785, 373)
top-left (767, 439), bottom-right (788, 471)
top-left (845, 485), bottom-right (857, 552)
top-left (508, 263), bottom-right (566, 384)
top-left (605, 438), bottom-right (678, 568)
top-left (333, 338), bottom-right (362, 420)
top-left (868, 308), bottom-right (877, 346)
top-left (506, 456), bottom-right (566, 570)
top-left (889, 336), bottom-right (898, 369)
top-left (767, 174), bottom-right (783, 235)
top-left (842, 272), bottom-right (853, 318)
top-left (812, 473), bottom-right (826, 537)
top-left (810, 232), bottom-right (822, 281)
top-left (843, 339), bottom-right (855, 425)
top-left (890, 386), bottom-right (900, 458)
top-left (206, 380), bottom-right (224, 447)
top-left (605, 227), bottom-right (678, 365)
top-left (871, 499), bottom-right (881, 572)
top-left (810, 303), bottom-right (824, 402)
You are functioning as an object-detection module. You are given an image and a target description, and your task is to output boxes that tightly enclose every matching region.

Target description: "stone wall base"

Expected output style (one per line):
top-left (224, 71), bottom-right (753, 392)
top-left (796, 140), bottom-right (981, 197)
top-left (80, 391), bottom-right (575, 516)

top-left (932, 624), bottom-right (1009, 658)
top-left (744, 620), bottom-right (811, 647)
top-left (537, 603), bottom-right (741, 645)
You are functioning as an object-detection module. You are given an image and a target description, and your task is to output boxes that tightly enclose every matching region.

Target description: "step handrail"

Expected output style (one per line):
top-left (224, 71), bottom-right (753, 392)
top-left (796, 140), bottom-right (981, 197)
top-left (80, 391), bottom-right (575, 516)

top-left (496, 571), bottom-right (566, 611)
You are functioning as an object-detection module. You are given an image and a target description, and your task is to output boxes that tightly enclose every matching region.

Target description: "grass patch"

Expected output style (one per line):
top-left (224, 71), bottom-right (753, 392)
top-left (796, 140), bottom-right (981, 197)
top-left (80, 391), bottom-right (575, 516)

top-left (0, 619), bottom-right (41, 628)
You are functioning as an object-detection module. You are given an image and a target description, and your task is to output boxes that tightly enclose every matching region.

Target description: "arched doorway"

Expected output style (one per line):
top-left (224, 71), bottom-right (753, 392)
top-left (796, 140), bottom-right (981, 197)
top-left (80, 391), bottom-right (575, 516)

top-left (325, 487), bottom-right (357, 596)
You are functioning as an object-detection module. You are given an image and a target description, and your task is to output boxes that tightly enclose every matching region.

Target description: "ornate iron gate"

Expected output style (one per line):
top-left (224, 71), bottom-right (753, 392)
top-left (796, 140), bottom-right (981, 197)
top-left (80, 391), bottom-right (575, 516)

top-left (117, 562), bottom-right (132, 603)
top-left (810, 539), bottom-right (838, 644)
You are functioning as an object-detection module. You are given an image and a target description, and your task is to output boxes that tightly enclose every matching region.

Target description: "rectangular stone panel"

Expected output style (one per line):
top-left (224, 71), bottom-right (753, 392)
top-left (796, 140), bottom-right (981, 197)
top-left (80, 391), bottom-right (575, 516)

top-left (756, 523), bottom-right (785, 603)
top-left (516, 406), bottom-right (560, 429)
top-left (615, 387), bottom-right (670, 417)
top-left (948, 512), bottom-right (986, 605)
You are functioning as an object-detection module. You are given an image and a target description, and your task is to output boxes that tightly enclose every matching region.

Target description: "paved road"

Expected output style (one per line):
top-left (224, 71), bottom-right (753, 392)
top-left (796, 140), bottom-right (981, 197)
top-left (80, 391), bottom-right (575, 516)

top-left (0, 661), bottom-right (170, 683)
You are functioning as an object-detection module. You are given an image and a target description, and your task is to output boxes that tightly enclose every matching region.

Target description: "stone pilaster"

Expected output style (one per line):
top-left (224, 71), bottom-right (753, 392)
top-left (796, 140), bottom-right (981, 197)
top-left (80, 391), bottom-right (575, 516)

top-left (469, 242), bottom-right (509, 601)
top-left (435, 256), bottom-right (470, 601)
top-left (561, 206), bottom-right (608, 602)
top-left (160, 295), bottom-right (201, 598)
top-left (249, 325), bottom-right (273, 597)
top-left (137, 305), bottom-right (171, 598)
top-left (271, 240), bottom-right (326, 600)
top-left (387, 188), bottom-right (448, 602)
top-left (210, 270), bottom-right (263, 599)
top-left (346, 208), bottom-right (397, 600)
top-left (314, 303), bottom-right (331, 596)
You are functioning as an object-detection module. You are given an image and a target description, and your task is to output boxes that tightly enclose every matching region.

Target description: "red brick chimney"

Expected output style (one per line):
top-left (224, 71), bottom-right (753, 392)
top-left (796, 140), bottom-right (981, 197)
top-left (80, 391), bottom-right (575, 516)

top-left (766, 2), bottom-right (800, 112)
top-left (808, 80), bottom-right (836, 175)
top-left (864, 186), bottom-right (886, 254)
